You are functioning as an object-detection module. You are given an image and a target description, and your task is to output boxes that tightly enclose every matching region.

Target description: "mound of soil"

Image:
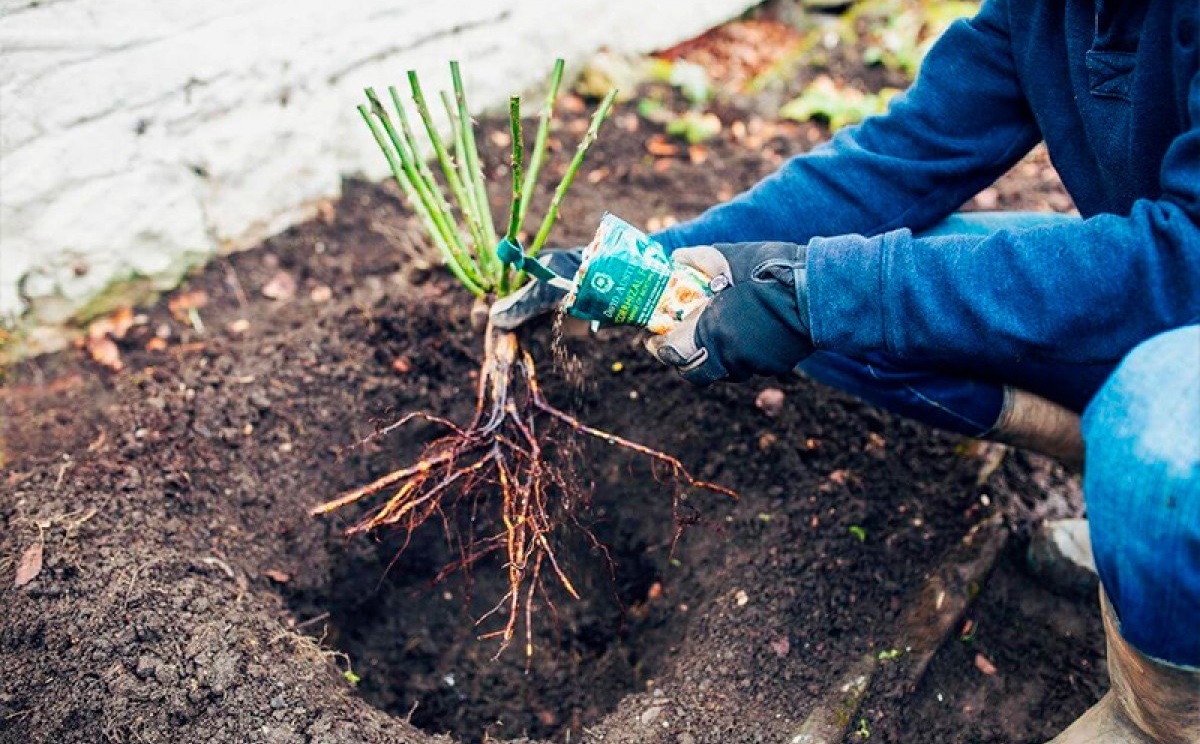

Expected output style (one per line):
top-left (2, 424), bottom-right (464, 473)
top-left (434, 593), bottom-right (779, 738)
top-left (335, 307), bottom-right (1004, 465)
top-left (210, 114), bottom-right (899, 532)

top-left (3, 88), bottom-right (1102, 744)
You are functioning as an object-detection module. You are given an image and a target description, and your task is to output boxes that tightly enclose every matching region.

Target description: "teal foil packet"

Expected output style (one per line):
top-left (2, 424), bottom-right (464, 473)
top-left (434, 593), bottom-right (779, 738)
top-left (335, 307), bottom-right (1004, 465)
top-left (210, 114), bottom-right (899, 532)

top-left (567, 214), bottom-right (710, 329)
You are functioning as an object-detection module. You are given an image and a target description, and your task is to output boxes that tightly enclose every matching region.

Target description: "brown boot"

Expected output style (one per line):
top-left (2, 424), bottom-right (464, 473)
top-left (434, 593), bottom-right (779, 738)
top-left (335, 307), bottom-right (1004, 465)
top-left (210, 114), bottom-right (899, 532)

top-left (990, 388), bottom-right (1084, 470)
top-left (1049, 590), bottom-right (1200, 743)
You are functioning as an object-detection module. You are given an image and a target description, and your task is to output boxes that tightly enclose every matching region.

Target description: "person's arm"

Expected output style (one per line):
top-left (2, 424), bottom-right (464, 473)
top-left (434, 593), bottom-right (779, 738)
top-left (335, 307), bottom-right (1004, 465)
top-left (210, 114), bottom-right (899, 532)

top-left (807, 69), bottom-right (1200, 366)
top-left (654, 0), bottom-right (1039, 252)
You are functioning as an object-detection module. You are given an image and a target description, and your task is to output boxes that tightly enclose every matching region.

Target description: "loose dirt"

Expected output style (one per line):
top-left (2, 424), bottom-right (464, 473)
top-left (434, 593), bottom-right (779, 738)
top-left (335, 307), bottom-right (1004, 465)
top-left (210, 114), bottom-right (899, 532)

top-left (3, 80), bottom-right (1100, 744)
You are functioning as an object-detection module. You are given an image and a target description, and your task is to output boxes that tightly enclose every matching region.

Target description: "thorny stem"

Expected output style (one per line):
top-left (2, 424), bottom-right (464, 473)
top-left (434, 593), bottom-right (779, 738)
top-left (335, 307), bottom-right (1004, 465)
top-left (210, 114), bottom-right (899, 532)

top-left (450, 61), bottom-right (499, 274)
top-left (359, 62), bottom-right (611, 297)
top-left (505, 97), bottom-right (525, 243)
top-left (502, 96), bottom-right (525, 296)
top-left (519, 58), bottom-right (565, 228)
top-left (406, 73), bottom-right (491, 261)
top-left (530, 88), bottom-right (618, 254)
top-left (388, 85), bottom-right (457, 252)
top-left (357, 104), bottom-right (485, 296)
top-left (441, 89), bottom-right (478, 238)
top-left (363, 89), bottom-right (485, 291)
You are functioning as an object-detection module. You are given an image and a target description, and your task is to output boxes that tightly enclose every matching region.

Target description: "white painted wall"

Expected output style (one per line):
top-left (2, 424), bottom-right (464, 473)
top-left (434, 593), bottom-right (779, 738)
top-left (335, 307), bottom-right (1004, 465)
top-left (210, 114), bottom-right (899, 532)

top-left (0, 0), bottom-right (752, 351)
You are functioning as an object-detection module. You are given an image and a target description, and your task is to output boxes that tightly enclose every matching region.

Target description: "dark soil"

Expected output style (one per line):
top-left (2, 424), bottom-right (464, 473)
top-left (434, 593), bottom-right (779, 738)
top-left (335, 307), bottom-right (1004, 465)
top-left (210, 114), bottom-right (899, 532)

top-left (3, 55), bottom-right (1098, 744)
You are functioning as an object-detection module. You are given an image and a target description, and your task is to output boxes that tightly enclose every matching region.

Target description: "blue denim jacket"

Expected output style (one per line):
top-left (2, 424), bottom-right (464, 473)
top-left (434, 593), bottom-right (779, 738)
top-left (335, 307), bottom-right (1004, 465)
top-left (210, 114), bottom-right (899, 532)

top-left (656, 0), bottom-right (1200, 367)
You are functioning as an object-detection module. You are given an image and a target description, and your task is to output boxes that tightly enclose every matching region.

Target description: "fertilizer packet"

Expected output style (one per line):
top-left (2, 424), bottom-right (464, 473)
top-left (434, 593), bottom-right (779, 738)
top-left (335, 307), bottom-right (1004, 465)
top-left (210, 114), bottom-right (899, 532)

top-left (565, 213), bottom-right (713, 333)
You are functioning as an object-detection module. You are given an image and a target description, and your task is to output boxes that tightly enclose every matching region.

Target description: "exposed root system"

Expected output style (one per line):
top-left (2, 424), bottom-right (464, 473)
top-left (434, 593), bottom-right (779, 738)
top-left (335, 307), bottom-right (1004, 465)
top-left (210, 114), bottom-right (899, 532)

top-left (312, 323), bottom-right (734, 657)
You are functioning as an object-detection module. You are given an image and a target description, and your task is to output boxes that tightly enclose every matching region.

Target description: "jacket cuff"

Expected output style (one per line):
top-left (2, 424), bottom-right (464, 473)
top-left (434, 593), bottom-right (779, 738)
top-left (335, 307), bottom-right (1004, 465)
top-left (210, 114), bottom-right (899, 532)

top-left (651, 227), bottom-right (684, 254)
top-left (806, 231), bottom-right (893, 355)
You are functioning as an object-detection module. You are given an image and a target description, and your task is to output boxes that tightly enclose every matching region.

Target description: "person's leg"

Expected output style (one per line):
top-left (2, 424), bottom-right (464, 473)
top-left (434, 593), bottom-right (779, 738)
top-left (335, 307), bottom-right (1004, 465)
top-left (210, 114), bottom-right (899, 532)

top-left (1082, 325), bottom-right (1200, 667)
top-left (1050, 325), bottom-right (1200, 744)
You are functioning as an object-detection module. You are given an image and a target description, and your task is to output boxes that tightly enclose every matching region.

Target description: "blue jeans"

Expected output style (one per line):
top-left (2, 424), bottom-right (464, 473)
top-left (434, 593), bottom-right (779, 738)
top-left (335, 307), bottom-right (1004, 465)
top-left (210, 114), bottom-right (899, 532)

top-left (799, 212), bottom-right (1200, 666)
top-left (1084, 325), bottom-right (1200, 667)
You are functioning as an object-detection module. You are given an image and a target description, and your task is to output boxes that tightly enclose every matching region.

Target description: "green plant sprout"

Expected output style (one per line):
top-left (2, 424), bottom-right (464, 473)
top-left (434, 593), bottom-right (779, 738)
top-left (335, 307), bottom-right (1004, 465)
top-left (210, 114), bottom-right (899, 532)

top-left (315, 60), bottom-right (732, 659)
top-left (780, 77), bottom-right (900, 131)
top-left (855, 716), bottom-right (872, 739)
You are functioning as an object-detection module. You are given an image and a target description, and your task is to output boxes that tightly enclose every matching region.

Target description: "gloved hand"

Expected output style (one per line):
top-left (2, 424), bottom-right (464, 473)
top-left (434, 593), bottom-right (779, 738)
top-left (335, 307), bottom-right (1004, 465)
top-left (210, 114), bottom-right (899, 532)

top-left (489, 248), bottom-right (583, 330)
top-left (645, 242), bottom-right (813, 386)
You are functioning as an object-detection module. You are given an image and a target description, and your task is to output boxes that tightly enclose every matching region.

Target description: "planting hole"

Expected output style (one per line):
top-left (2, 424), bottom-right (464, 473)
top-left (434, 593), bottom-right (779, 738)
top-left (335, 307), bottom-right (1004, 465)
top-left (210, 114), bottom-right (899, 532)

top-left (285, 471), bottom-right (694, 743)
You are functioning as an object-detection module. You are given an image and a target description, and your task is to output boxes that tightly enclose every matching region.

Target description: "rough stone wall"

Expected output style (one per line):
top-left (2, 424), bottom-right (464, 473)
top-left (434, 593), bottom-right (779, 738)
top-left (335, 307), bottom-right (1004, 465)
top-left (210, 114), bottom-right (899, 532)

top-left (0, 0), bottom-right (752, 352)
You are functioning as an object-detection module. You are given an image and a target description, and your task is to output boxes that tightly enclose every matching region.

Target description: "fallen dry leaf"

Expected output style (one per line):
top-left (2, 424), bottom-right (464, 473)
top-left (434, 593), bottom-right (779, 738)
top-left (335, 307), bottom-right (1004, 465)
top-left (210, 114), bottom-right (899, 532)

top-left (645, 135), bottom-right (680, 157)
top-left (688, 144), bottom-right (710, 164)
top-left (262, 271), bottom-right (297, 301)
top-left (14, 540), bottom-right (43, 587)
top-left (961, 618), bottom-right (977, 639)
top-left (865, 431), bottom-right (888, 457)
top-left (975, 653), bottom-right (998, 675)
top-left (168, 290), bottom-right (208, 321)
top-left (391, 357), bottom-right (412, 374)
top-left (655, 20), bottom-right (805, 92)
top-left (145, 337), bottom-right (167, 352)
top-left (827, 469), bottom-right (858, 487)
top-left (264, 569), bottom-right (290, 583)
top-left (316, 199), bottom-right (337, 224)
top-left (87, 307), bottom-right (134, 340)
top-left (87, 336), bottom-right (123, 371)
top-left (227, 318), bottom-right (251, 334)
top-left (310, 285), bottom-right (333, 303)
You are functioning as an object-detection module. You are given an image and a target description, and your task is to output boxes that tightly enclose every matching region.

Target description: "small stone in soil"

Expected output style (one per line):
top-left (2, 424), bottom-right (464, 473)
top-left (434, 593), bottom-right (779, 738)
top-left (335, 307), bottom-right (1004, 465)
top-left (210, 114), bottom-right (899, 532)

top-left (973, 187), bottom-right (1000, 210)
top-left (770, 636), bottom-right (790, 658)
top-left (262, 271), bottom-right (297, 301)
top-left (755, 387), bottom-right (785, 417)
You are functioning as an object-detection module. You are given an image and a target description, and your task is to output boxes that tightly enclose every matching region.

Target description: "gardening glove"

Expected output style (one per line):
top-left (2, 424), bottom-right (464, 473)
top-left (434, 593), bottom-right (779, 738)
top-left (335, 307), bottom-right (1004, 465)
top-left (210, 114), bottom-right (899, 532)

top-left (645, 242), bottom-right (813, 386)
top-left (489, 248), bottom-right (583, 330)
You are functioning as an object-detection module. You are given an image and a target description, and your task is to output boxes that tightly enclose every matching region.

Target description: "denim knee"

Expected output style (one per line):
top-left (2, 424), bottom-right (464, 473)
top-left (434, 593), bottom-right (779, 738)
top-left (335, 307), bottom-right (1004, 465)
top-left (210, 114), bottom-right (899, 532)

top-left (1081, 326), bottom-right (1200, 666)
